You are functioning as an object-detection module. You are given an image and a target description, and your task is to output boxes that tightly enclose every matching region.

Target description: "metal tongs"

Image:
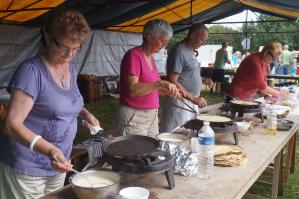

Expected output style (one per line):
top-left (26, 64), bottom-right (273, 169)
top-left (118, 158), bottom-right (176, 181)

top-left (173, 98), bottom-right (200, 117)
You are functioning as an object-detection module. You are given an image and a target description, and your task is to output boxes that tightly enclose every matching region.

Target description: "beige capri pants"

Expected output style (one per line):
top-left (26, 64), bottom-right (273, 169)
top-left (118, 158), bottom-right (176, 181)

top-left (117, 105), bottom-right (159, 137)
top-left (0, 162), bottom-right (66, 199)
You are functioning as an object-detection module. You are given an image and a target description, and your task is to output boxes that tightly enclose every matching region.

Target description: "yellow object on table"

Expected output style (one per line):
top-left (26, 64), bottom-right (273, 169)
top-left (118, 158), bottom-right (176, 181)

top-left (265, 128), bottom-right (277, 136)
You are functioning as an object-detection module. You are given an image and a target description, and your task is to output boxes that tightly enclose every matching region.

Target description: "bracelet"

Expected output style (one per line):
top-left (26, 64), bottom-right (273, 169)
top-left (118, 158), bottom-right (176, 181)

top-left (29, 135), bottom-right (42, 152)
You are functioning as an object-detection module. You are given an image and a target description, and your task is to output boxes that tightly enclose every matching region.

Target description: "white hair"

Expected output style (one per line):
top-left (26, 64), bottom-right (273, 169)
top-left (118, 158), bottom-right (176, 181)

top-left (143, 19), bottom-right (173, 42)
top-left (283, 45), bottom-right (289, 50)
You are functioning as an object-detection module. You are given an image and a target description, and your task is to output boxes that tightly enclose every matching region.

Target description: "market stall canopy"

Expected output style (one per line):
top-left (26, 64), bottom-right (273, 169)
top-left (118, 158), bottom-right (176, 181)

top-left (1, 0), bottom-right (299, 33)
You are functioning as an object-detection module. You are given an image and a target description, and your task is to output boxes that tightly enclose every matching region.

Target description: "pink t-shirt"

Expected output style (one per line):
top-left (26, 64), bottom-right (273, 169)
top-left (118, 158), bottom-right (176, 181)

top-left (120, 47), bottom-right (160, 109)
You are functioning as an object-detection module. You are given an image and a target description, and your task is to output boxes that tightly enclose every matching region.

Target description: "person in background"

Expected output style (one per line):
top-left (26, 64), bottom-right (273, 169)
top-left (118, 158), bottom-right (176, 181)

top-left (232, 53), bottom-right (237, 66)
top-left (0, 9), bottom-right (99, 199)
top-left (160, 23), bottom-right (213, 133)
top-left (117, 19), bottom-right (181, 137)
top-left (212, 41), bottom-right (231, 93)
top-left (235, 51), bottom-right (242, 66)
top-left (234, 51), bottom-right (242, 67)
top-left (241, 50), bottom-right (251, 60)
top-left (270, 58), bottom-right (279, 75)
top-left (228, 41), bottom-right (288, 100)
top-left (289, 50), bottom-right (297, 76)
top-left (277, 45), bottom-right (293, 83)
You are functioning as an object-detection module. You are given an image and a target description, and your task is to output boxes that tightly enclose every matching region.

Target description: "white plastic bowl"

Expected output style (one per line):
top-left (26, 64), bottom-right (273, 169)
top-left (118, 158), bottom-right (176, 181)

top-left (235, 121), bottom-right (251, 133)
top-left (119, 187), bottom-right (150, 199)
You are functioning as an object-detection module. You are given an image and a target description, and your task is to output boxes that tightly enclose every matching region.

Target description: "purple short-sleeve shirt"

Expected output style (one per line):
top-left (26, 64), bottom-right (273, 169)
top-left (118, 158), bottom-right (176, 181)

top-left (0, 56), bottom-right (84, 176)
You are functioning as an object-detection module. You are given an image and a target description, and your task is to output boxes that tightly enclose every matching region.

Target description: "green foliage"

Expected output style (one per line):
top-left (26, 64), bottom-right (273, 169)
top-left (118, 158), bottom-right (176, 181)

top-left (167, 13), bottom-right (299, 54)
top-left (243, 14), bottom-right (299, 52)
top-left (167, 31), bottom-right (187, 51)
top-left (78, 96), bottom-right (299, 199)
top-left (74, 96), bottom-right (118, 144)
top-left (75, 89), bottom-right (223, 144)
top-left (248, 135), bottom-right (299, 199)
top-left (207, 25), bottom-right (244, 52)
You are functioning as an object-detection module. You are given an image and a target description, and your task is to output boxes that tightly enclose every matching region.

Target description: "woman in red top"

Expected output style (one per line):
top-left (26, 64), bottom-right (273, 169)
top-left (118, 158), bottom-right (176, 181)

top-left (228, 41), bottom-right (288, 100)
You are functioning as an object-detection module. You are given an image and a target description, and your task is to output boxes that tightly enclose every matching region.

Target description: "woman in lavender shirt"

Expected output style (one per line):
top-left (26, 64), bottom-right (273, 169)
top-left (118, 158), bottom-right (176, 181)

top-left (0, 9), bottom-right (99, 199)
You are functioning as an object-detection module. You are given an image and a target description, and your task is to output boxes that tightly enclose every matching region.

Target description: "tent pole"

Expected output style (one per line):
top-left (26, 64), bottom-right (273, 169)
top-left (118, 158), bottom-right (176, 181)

top-left (189, 0), bottom-right (192, 25)
top-left (245, 9), bottom-right (248, 51)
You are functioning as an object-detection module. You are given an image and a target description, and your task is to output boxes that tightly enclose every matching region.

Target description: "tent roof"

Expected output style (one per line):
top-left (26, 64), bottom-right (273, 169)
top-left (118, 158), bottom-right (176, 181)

top-left (1, 0), bottom-right (299, 33)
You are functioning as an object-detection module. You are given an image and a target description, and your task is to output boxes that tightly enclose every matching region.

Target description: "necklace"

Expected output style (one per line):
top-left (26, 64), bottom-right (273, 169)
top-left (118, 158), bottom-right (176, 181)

top-left (43, 56), bottom-right (69, 89)
top-left (60, 75), bottom-right (68, 89)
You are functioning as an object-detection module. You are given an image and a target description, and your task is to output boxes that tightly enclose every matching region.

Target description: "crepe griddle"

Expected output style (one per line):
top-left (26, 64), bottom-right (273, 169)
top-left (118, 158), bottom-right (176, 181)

top-left (197, 115), bottom-right (232, 123)
top-left (230, 99), bottom-right (261, 108)
top-left (184, 115), bottom-right (232, 130)
top-left (104, 135), bottom-right (159, 159)
top-left (277, 119), bottom-right (294, 131)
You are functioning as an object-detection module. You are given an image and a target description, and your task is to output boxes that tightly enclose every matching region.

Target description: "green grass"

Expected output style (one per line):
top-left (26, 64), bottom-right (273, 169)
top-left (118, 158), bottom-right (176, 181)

top-left (1, 88), bottom-right (298, 199)
top-left (75, 88), bottom-right (224, 143)
top-left (77, 90), bottom-right (299, 199)
top-left (247, 135), bottom-right (299, 199)
top-left (74, 96), bottom-right (119, 144)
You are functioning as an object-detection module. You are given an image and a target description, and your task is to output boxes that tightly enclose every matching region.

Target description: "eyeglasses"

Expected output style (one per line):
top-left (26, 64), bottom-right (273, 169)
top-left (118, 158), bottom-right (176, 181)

top-left (53, 38), bottom-right (81, 55)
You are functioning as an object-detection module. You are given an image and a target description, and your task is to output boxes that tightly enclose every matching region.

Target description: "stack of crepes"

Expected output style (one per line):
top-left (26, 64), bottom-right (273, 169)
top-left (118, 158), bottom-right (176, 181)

top-left (214, 145), bottom-right (247, 167)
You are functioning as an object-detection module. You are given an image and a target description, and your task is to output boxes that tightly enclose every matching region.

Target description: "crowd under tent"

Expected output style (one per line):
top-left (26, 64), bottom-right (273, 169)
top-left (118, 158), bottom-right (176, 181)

top-left (0, 0), bottom-right (299, 88)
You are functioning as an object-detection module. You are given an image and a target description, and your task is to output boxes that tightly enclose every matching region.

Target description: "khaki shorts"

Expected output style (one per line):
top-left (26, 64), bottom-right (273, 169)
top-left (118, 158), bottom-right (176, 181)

top-left (0, 162), bottom-right (66, 199)
top-left (116, 105), bottom-right (159, 137)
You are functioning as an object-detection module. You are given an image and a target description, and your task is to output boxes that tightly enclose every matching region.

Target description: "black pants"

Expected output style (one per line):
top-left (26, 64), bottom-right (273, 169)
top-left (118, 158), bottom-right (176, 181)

top-left (212, 69), bottom-right (225, 83)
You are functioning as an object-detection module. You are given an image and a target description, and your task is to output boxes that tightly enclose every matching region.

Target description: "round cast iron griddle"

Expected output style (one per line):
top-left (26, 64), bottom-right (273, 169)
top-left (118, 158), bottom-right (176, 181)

top-left (184, 117), bottom-right (232, 130)
top-left (104, 135), bottom-right (159, 158)
top-left (277, 119), bottom-right (294, 131)
top-left (196, 115), bottom-right (232, 124)
top-left (230, 99), bottom-right (261, 109)
top-left (195, 115), bottom-right (233, 128)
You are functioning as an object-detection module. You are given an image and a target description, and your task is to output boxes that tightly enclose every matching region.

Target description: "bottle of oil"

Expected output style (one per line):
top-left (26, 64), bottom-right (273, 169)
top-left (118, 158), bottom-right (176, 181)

top-left (266, 109), bottom-right (277, 135)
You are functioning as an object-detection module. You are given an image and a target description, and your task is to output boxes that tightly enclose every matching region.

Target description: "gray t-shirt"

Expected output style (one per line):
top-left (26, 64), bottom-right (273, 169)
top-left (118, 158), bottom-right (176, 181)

top-left (167, 42), bottom-right (201, 96)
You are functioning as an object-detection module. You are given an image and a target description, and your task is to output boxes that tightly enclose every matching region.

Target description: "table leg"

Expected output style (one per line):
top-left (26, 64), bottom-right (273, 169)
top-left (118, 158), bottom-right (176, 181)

top-left (278, 150), bottom-right (283, 196)
top-left (271, 151), bottom-right (282, 199)
top-left (164, 170), bottom-right (175, 190)
top-left (290, 133), bottom-right (297, 174)
top-left (284, 134), bottom-right (296, 183)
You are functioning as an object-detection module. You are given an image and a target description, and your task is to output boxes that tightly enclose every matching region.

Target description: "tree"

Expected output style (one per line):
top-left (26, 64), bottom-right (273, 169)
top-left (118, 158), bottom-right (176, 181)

top-left (167, 31), bottom-right (187, 51)
top-left (167, 14), bottom-right (299, 53)
top-left (167, 25), bottom-right (243, 52)
top-left (206, 25), bottom-right (243, 52)
top-left (241, 14), bottom-right (299, 52)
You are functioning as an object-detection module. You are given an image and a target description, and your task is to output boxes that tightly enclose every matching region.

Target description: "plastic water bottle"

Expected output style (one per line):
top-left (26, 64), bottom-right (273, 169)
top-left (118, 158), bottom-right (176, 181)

top-left (197, 121), bottom-right (215, 180)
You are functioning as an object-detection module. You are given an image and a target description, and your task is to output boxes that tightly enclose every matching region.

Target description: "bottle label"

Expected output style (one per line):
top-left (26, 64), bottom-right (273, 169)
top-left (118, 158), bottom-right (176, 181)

top-left (198, 136), bottom-right (215, 145)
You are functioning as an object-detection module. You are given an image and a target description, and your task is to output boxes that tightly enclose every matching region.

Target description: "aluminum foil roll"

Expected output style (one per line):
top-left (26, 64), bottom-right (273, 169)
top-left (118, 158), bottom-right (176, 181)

top-left (160, 141), bottom-right (198, 176)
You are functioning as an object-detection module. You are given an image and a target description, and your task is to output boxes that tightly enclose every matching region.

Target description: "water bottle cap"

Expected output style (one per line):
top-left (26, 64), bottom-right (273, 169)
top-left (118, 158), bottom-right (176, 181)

top-left (203, 121), bottom-right (210, 126)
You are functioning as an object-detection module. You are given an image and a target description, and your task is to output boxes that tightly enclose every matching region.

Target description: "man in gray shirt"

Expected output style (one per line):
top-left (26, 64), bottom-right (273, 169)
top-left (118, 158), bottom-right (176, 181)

top-left (160, 23), bottom-right (213, 132)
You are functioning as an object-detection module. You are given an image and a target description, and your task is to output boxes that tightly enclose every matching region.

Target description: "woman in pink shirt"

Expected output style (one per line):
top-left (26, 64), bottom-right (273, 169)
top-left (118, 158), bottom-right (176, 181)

top-left (117, 19), bottom-right (181, 137)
